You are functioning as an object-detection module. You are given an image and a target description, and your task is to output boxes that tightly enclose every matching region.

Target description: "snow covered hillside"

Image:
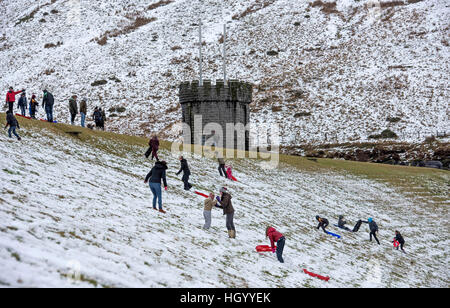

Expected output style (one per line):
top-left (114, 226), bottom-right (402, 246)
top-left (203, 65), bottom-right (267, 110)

top-left (0, 0), bottom-right (448, 144)
top-left (0, 116), bottom-right (448, 287)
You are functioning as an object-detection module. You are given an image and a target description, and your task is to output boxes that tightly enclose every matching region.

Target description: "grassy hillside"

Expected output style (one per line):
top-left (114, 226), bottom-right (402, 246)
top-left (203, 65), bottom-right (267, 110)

top-left (0, 115), bottom-right (448, 288)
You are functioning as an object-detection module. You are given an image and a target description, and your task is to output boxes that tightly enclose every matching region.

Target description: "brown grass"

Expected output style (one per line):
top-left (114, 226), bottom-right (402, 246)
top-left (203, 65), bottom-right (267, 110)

top-left (148, 0), bottom-right (174, 10)
top-left (232, 0), bottom-right (276, 20)
top-left (95, 16), bottom-right (157, 45)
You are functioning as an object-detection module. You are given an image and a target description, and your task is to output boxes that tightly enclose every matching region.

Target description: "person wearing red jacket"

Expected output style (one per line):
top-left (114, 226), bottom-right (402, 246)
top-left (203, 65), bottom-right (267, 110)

top-left (5, 87), bottom-right (24, 113)
top-left (266, 226), bottom-right (286, 263)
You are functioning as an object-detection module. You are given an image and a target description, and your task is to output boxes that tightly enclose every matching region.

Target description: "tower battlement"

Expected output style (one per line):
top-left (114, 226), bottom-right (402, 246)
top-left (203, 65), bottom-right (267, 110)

top-left (179, 80), bottom-right (252, 104)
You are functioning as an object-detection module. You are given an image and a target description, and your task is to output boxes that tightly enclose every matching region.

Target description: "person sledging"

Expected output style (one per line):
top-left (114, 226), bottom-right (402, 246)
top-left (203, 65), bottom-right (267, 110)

top-left (337, 215), bottom-right (363, 232)
top-left (363, 218), bottom-right (380, 245)
top-left (266, 226), bottom-right (286, 263)
top-left (316, 216), bottom-right (329, 233)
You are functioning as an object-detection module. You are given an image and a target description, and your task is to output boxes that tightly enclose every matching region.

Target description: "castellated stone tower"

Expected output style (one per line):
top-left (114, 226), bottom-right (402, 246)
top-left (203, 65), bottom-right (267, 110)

top-left (179, 79), bottom-right (253, 150)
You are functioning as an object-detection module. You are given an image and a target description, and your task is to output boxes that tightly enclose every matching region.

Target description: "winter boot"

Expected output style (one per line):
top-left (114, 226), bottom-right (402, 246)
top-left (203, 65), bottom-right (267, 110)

top-left (230, 230), bottom-right (236, 239)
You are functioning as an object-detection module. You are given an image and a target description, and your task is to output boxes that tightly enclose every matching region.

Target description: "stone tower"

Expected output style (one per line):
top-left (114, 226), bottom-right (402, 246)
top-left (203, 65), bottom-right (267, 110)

top-left (179, 79), bottom-right (253, 150)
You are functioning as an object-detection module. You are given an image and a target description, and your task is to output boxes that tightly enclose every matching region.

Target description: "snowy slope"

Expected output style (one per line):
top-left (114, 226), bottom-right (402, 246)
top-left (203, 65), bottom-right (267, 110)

top-left (0, 118), bottom-right (448, 288)
top-left (0, 0), bottom-right (448, 145)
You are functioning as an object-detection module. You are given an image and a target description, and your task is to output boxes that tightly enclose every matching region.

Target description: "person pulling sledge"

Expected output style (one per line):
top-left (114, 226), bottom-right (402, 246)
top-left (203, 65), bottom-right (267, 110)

top-left (316, 216), bottom-right (329, 233)
top-left (363, 218), bottom-right (380, 245)
top-left (393, 231), bottom-right (406, 253)
top-left (266, 226), bottom-right (285, 263)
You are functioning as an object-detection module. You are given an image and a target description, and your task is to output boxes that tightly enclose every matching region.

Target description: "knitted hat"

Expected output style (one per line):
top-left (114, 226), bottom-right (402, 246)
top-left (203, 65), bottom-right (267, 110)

top-left (220, 187), bottom-right (227, 193)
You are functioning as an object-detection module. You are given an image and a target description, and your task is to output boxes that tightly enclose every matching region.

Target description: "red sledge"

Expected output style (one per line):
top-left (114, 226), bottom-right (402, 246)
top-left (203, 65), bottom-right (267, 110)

top-left (231, 176), bottom-right (238, 182)
top-left (256, 245), bottom-right (276, 252)
top-left (303, 269), bottom-right (330, 282)
top-left (15, 114), bottom-right (32, 120)
top-left (393, 239), bottom-right (400, 248)
top-left (194, 191), bottom-right (209, 198)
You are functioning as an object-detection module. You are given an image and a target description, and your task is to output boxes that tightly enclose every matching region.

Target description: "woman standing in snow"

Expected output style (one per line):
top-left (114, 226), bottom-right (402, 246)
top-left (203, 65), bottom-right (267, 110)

top-left (215, 187), bottom-right (235, 238)
top-left (266, 226), bottom-right (285, 263)
top-left (363, 218), bottom-right (380, 245)
top-left (144, 161), bottom-right (168, 214)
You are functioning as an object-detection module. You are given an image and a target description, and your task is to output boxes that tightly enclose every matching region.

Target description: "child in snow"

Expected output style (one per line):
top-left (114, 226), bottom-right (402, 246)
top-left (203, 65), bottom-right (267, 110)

top-left (316, 216), bottom-right (329, 233)
top-left (363, 218), bottom-right (380, 245)
top-left (266, 226), bottom-right (285, 263)
top-left (30, 95), bottom-right (38, 119)
top-left (203, 193), bottom-right (217, 230)
top-left (226, 165), bottom-right (233, 180)
top-left (393, 231), bottom-right (406, 253)
top-left (4, 110), bottom-right (21, 140)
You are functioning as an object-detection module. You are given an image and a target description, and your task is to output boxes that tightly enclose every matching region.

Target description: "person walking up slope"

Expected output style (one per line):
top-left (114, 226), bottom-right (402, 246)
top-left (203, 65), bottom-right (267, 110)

top-left (316, 216), bottom-right (329, 233)
top-left (146, 136), bottom-right (160, 161)
top-left (144, 161), bottom-right (168, 214)
top-left (266, 226), bottom-right (286, 263)
top-left (4, 110), bottom-right (21, 141)
top-left (215, 187), bottom-right (236, 238)
top-left (363, 218), bottom-right (380, 245)
top-left (393, 231), bottom-right (406, 253)
top-left (6, 87), bottom-right (24, 113)
top-left (203, 193), bottom-right (217, 230)
top-left (176, 156), bottom-right (192, 191)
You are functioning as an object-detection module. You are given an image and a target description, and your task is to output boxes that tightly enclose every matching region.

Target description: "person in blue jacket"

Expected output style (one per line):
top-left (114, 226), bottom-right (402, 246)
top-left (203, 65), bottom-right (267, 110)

top-left (363, 218), bottom-right (380, 245)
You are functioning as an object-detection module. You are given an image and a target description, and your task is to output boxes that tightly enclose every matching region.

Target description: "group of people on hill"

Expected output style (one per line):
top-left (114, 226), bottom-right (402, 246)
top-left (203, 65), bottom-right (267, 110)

top-left (5, 87), bottom-right (55, 123)
top-left (68, 95), bottom-right (107, 130)
top-left (316, 215), bottom-right (406, 252)
top-left (143, 138), bottom-right (237, 237)
top-left (4, 87), bottom-right (108, 136)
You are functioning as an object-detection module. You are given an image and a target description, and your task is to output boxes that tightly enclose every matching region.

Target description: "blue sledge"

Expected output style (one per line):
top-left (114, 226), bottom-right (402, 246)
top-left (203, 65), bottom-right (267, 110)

top-left (326, 231), bottom-right (341, 239)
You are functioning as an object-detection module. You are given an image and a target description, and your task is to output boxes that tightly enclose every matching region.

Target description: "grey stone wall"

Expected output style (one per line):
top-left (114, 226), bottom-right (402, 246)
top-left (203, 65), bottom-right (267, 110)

top-left (179, 79), bottom-right (253, 150)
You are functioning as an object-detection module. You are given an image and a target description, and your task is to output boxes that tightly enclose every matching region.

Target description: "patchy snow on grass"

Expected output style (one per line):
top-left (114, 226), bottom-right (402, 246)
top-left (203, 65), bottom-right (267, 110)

top-left (0, 122), bottom-right (448, 288)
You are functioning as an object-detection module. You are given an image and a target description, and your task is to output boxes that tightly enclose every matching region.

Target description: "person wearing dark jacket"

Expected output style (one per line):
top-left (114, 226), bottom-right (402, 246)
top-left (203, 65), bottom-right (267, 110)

top-left (5, 87), bottom-right (23, 113)
top-left (30, 95), bottom-right (38, 119)
top-left (92, 107), bottom-right (103, 129)
top-left (215, 187), bottom-right (236, 238)
top-left (266, 226), bottom-right (285, 263)
top-left (42, 90), bottom-right (54, 123)
top-left (18, 92), bottom-right (27, 116)
top-left (79, 98), bottom-right (87, 127)
top-left (144, 161), bottom-right (168, 213)
top-left (393, 231), bottom-right (406, 253)
top-left (363, 218), bottom-right (380, 245)
top-left (217, 154), bottom-right (227, 178)
top-left (316, 216), bottom-right (329, 233)
top-left (176, 156), bottom-right (192, 190)
top-left (4, 110), bottom-right (21, 140)
top-left (337, 215), bottom-right (351, 231)
top-left (69, 95), bottom-right (78, 125)
top-left (145, 136), bottom-right (160, 161)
